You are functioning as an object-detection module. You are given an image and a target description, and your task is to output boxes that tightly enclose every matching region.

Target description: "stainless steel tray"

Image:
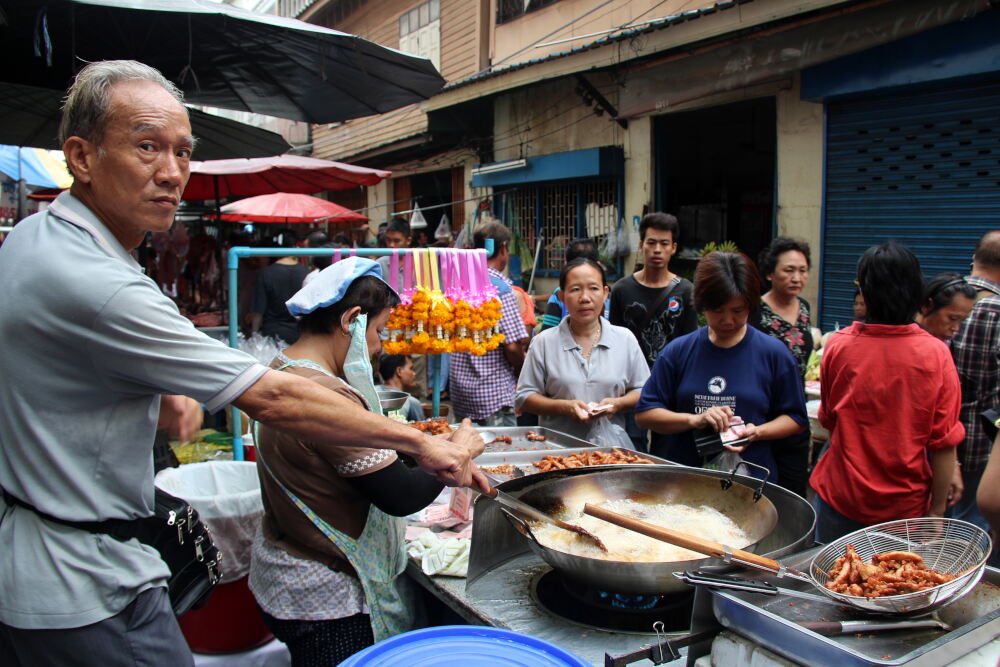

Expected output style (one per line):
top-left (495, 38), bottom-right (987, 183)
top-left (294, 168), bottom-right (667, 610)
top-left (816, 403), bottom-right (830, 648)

top-left (477, 445), bottom-right (674, 482)
top-left (709, 544), bottom-right (1000, 666)
top-left (471, 426), bottom-right (596, 455)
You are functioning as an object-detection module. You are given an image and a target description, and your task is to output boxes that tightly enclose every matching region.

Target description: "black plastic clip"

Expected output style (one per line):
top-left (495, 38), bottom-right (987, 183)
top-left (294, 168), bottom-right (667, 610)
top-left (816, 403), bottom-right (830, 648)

top-left (720, 460), bottom-right (770, 502)
top-left (604, 628), bottom-right (716, 666)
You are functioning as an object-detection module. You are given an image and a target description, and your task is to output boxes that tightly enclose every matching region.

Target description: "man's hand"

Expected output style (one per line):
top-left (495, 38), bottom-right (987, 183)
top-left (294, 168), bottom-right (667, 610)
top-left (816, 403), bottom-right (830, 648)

top-left (158, 395), bottom-right (203, 442)
top-left (411, 418), bottom-right (490, 493)
top-left (947, 465), bottom-right (964, 508)
top-left (446, 419), bottom-right (490, 493)
top-left (446, 418), bottom-right (485, 458)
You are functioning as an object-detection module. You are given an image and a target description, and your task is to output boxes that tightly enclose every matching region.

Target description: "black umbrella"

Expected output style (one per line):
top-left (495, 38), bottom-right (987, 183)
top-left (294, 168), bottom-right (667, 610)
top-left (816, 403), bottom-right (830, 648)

top-left (0, 81), bottom-right (291, 160)
top-left (0, 0), bottom-right (445, 123)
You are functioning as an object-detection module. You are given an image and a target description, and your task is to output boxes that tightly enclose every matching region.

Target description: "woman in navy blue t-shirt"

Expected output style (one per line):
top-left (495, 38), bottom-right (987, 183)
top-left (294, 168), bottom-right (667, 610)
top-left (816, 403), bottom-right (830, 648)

top-left (635, 252), bottom-right (807, 481)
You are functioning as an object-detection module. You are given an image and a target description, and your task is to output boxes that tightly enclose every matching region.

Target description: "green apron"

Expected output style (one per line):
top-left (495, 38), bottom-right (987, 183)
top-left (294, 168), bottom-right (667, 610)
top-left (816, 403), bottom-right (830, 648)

top-left (255, 357), bottom-right (414, 642)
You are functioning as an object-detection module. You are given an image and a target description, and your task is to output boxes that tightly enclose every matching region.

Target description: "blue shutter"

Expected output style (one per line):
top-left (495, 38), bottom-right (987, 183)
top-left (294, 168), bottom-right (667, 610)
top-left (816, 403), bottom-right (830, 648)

top-left (820, 79), bottom-right (1000, 331)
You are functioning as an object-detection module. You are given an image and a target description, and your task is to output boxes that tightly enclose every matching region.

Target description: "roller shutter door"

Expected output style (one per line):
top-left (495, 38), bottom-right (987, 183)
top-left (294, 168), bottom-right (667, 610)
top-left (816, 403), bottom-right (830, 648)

top-left (820, 79), bottom-right (1000, 331)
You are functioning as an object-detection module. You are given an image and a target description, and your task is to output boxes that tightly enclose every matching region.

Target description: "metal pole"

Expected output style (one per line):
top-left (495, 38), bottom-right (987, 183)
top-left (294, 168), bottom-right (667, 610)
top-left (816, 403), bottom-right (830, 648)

top-left (227, 246), bottom-right (243, 460)
top-left (527, 235), bottom-right (543, 295)
top-left (431, 354), bottom-right (442, 419)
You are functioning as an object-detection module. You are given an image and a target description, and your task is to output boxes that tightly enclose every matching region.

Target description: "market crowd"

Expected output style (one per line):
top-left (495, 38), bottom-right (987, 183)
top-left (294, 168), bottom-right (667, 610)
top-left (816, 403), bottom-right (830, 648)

top-left (2, 59), bottom-right (999, 667)
top-left (366, 206), bottom-right (1000, 560)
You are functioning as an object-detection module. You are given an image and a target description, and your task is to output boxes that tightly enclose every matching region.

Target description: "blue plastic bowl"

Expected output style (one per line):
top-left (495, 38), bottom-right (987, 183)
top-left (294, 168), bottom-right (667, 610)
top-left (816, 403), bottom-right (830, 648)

top-left (339, 625), bottom-right (590, 666)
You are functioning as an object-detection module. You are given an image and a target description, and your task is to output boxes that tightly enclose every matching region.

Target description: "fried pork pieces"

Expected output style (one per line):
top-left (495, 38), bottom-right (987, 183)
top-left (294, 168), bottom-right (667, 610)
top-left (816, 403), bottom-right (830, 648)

top-left (532, 450), bottom-right (653, 472)
top-left (825, 544), bottom-right (955, 597)
top-left (407, 418), bottom-right (452, 435)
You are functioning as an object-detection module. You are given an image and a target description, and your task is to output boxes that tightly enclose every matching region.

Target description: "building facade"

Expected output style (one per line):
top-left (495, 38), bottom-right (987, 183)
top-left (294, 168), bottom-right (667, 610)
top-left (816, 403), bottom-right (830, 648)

top-left (293, 0), bottom-right (1000, 324)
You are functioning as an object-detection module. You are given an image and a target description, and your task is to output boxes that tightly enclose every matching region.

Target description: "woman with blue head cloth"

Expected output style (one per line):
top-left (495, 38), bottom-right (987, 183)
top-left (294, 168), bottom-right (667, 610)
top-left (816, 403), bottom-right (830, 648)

top-left (249, 257), bottom-right (448, 665)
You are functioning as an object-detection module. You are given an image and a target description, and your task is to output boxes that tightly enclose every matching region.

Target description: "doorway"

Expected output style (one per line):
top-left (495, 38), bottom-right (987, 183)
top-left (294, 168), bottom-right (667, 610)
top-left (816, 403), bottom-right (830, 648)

top-left (654, 97), bottom-right (776, 265)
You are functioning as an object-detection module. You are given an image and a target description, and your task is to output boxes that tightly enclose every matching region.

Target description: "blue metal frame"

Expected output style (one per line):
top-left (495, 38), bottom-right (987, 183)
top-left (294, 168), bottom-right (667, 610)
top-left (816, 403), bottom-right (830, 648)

top-left (817, 105), bottom-right (829, 327)
top-left (224, 242), bottom-right (493, 460)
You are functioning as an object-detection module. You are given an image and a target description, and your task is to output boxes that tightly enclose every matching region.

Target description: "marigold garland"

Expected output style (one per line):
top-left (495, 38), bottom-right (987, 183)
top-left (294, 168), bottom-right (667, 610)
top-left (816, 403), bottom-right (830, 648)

top-left (384, 287), bottom-right (504, 356)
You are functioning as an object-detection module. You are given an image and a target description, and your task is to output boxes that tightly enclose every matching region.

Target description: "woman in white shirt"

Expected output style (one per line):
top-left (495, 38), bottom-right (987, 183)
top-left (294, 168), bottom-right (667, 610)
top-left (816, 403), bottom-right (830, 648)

top-left (516, 258), bottom-right (650, 446)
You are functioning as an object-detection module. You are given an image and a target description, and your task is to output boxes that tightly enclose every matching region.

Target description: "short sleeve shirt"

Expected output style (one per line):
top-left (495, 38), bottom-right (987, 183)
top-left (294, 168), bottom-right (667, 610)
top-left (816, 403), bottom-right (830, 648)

top-left (250, 262), bottom-right (309, 344)
top-left (448, 269), bottom-right (528, 419)
top-left (0, 193), bottom-right (268, 629)
top-left (515, 318), bottom-right (650, 441)
top-left (608, 275), bottom-right (697, 367)
top-left (814, 323), bottom-right (964, 523)
top-left (257, 361), bottom-right (396, 571)
top-left (251, 360), bottom-right (396, 621)
top-left (636, 327), bottom-right (807, 475)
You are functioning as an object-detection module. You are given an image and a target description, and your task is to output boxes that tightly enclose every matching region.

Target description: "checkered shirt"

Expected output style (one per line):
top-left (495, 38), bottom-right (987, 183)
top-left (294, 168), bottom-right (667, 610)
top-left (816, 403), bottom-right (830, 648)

top-left (448, 268), bottom-right (526, 419)
top-left (952, 275), bottom-right (1000, 472)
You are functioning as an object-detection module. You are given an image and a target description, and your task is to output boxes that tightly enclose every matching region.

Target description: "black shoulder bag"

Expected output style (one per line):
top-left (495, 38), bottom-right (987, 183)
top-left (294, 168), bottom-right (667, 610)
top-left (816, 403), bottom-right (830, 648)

top-left (2, 488), bottom-right (222, 617)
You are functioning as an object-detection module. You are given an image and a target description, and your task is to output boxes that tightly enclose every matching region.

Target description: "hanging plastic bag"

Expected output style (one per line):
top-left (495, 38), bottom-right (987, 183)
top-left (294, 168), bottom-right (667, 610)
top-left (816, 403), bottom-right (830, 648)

top-left (616, 218), bottom-right (632, 258)
top-left (410, 202), bottom-right (428, 230)
top-left (434, 213), bottom-right (452, 242)
top-left (587, 417), bottom-right (634, 450)
top-left (603, 227), bottom-right (620, 259)
top-left (704, 448), bottom-right (743, 473)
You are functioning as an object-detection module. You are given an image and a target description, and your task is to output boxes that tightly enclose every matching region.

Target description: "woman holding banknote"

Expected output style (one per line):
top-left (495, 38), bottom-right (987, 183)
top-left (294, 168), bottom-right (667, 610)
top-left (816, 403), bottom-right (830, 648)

top-left (515, 258), bottom-right (649, 447)
top-left (635, 252), bottom-right (807, 478)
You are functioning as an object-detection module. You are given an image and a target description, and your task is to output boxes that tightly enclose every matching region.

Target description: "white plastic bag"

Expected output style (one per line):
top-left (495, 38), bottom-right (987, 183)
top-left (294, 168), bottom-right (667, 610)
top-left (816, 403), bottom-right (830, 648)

top-left (587, 417), bottom-right (634, 450)
top-left (615, 219), bottom-right (632, 258)
top-left (602, 228), bottom-right (620, 259)
top-left (154, 461), bottom-right (263, 583)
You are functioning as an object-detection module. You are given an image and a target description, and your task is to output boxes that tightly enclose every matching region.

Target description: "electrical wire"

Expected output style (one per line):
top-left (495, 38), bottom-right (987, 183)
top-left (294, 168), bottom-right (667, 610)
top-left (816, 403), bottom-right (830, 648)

top-left (485, 0), bottom-right (619, 73)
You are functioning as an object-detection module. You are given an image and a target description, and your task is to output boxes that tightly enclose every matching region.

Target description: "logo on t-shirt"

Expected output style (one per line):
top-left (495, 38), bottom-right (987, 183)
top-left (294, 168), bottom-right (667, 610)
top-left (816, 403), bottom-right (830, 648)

top-left (668, 297), bottom-right (680, 312)
top-left (708, 376), bottom-right (727, 394)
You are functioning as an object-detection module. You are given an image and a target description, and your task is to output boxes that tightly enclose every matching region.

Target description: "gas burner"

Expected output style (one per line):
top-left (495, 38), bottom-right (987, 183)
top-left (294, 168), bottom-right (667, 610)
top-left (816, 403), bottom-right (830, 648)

top-left (598, 591), bottom-right (663, 611)
top-left (531, 570), bottom-right (693, 634)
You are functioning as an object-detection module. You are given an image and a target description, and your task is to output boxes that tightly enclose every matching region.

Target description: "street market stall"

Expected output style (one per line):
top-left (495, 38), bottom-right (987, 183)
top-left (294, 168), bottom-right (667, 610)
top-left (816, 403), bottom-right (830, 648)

top-left (224, 242), bottom-right (497, 460)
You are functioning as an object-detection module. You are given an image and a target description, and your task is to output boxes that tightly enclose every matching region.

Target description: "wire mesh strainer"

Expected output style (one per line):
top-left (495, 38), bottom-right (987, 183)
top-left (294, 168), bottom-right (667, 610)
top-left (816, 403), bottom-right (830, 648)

top-left (808, 518), bottom-right (992, 615)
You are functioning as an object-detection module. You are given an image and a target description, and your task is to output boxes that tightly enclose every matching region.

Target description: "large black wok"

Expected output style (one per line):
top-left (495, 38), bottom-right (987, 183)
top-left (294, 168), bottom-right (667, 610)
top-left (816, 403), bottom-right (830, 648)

top-left (470, 465), bottom-right (815, 594)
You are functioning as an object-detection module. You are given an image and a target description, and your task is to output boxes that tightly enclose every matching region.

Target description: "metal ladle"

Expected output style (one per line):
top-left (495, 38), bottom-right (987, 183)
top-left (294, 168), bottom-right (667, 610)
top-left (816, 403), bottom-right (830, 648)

top-left (483, 476), bottom-right (607, 552)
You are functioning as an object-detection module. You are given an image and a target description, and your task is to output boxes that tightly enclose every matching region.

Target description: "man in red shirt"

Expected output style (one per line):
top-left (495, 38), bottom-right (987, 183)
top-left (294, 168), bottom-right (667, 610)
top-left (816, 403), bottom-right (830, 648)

top-left (811, 242), bottom-right (964, 543)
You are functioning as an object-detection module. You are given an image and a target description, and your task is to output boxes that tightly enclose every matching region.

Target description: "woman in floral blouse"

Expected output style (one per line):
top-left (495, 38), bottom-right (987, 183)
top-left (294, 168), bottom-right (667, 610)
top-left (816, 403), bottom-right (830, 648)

top-left (754, 237), bottom-right (813, 497)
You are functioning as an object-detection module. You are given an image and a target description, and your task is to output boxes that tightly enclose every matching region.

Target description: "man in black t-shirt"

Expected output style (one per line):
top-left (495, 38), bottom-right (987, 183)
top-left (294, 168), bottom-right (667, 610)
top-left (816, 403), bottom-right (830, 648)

top-left (609, 213), bottom-right (697, 367)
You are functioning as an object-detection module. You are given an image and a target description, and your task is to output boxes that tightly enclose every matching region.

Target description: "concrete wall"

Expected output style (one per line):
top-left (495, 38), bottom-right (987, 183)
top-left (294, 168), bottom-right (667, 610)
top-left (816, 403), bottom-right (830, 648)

top-left (622, 115), bottom-right (653, 273)
top-left (493, 75), bottom-right (625, 161)
top-left (775, 74), bottom-right (824, 322)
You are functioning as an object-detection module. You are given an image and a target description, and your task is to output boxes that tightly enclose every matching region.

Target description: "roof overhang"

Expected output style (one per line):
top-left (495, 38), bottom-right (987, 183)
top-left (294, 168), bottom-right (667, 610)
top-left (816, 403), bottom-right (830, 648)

top-left (422, 0), bottom-right (854, 113)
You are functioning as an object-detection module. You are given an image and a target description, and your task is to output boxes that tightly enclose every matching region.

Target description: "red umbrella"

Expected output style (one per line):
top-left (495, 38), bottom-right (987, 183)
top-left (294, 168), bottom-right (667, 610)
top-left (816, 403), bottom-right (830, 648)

top-left (217, 192), bottom-right (369, 225)
top-left (183, 154), bottom-right (391, 201)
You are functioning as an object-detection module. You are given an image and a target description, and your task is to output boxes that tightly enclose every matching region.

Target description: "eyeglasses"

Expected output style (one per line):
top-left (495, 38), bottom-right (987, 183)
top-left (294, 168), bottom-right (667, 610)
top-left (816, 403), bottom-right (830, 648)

top-left (934, 277), bottom-right (967, 296)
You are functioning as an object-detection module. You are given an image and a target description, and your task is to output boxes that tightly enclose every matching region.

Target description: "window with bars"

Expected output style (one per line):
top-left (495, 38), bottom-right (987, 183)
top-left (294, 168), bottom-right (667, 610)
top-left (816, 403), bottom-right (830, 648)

top-left (504, 179), bottom-right (620, 274)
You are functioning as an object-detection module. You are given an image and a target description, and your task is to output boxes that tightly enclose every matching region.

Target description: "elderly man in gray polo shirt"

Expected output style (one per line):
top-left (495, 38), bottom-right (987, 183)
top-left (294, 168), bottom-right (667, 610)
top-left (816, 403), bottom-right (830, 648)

top-left (0, 60), bottom-right (485, 666)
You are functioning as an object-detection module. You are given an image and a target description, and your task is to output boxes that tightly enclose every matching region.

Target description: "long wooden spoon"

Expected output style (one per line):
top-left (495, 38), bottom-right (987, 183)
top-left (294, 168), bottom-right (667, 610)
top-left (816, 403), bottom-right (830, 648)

top-left (583, 502), bottom-right (808, 580)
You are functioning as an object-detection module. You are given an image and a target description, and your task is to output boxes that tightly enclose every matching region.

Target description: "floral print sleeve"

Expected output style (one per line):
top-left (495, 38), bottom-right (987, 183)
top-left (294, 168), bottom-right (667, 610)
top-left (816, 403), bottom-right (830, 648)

top-left (758, 297), bottom-right (813, 381)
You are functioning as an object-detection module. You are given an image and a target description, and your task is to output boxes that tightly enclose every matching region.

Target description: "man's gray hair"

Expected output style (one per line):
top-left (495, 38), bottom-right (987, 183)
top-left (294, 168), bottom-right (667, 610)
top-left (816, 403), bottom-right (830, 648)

top-left (59, 60), bottom-right (185, 146)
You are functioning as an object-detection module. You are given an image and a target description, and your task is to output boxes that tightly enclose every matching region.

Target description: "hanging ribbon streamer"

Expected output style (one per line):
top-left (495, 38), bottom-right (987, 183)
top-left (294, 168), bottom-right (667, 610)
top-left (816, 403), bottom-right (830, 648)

top-left (383, 248), bottom-right (502, 356)
top-left (389, 250), bottom-right (399, 293)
